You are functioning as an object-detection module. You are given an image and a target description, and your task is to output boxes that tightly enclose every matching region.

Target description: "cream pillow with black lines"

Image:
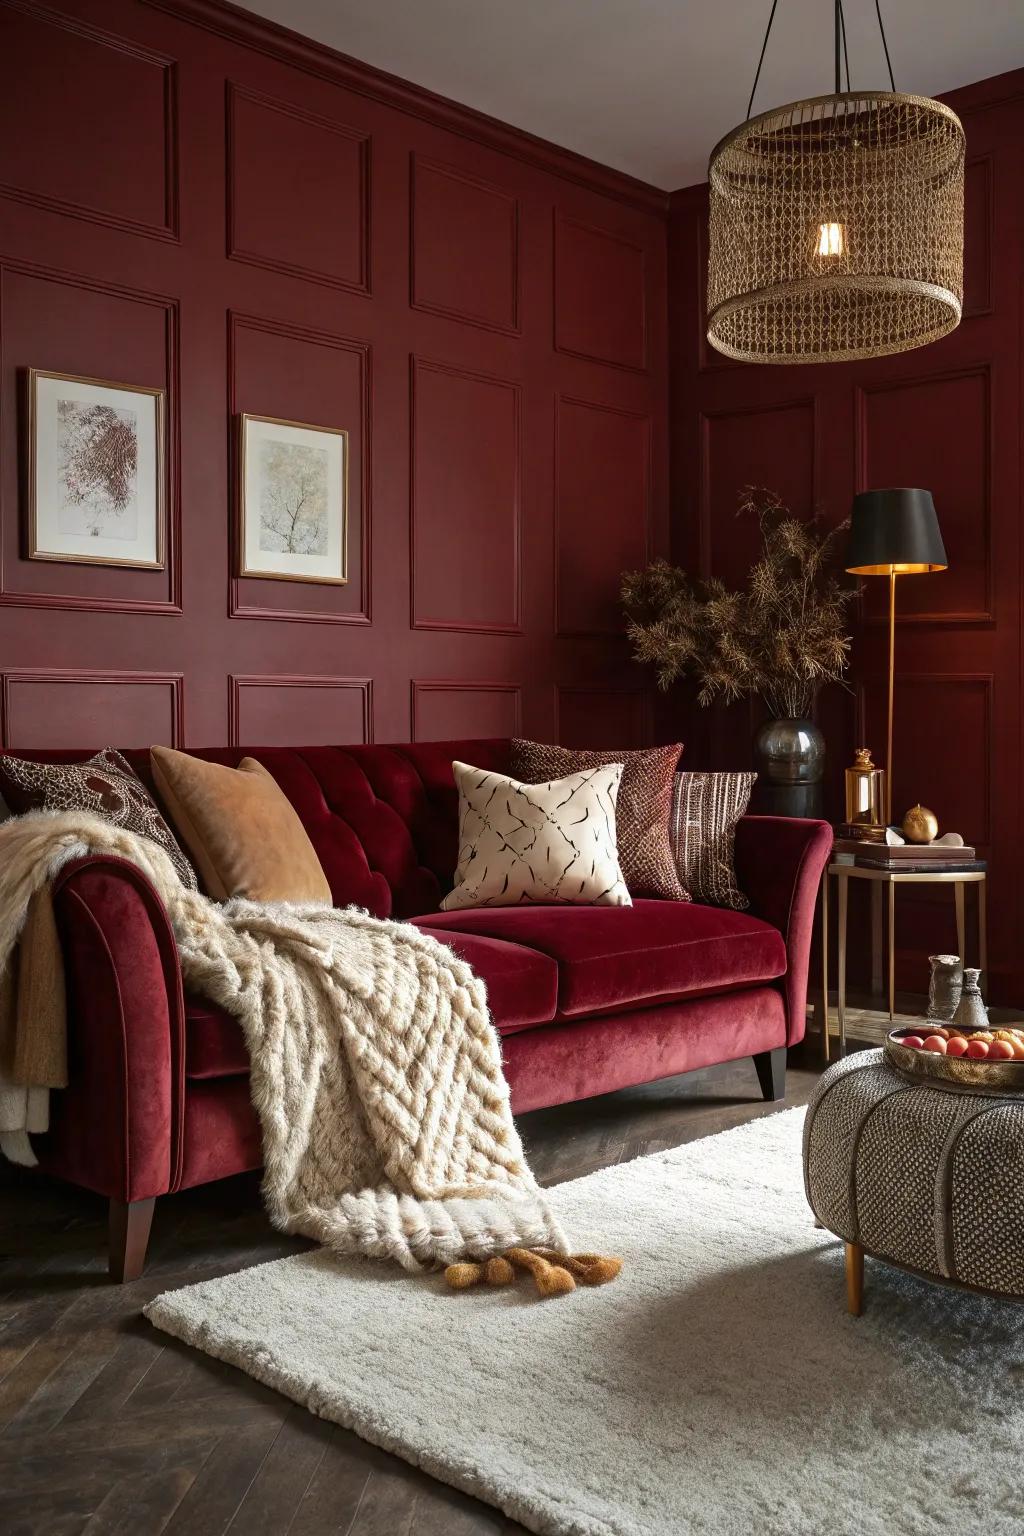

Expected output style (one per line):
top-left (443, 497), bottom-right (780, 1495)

top-left (442, 761), bottom-right (631, 911)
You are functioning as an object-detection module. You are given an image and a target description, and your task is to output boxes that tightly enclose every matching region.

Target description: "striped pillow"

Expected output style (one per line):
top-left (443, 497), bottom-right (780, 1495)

top-left (670, 771), bottom-right (756, 910)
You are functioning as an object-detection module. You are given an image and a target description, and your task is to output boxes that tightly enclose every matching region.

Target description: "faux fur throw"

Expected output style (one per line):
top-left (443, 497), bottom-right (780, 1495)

top-left (0, 810), bottom-right (568, 1271)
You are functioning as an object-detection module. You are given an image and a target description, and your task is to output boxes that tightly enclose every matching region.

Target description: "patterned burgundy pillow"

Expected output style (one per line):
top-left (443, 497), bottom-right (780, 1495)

top-left (510, 739), bottom-right (687, 900)
top-left (0, 746), bottom-right (198, 890)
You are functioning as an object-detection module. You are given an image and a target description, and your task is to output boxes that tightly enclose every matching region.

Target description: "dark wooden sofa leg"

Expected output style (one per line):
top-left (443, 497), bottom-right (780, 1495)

top-left (109, 1197), bottom-right (155, 1283)
top-left (753, 1046), bottom-right (787, 1102)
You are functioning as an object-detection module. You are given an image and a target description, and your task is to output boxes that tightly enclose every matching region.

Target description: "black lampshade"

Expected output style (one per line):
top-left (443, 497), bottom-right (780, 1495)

top-left (846, 488), bottom-right (947, 576)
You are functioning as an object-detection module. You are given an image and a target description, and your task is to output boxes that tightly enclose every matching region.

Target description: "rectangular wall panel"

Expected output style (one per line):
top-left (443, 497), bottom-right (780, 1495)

top-left (227, 83), bottom-right (369, 293)
top-left (554, 216), bottom-right (646, 370)
top-left (411, 156), bottom-right (518, 333)
top-left (0, 261), bottom-right (180, 614)
top-left (0, 4), bottom-right (176, 238)
top-left (229, 312), bottom-right (370, 624)
top-left (411, 681), bottom-right (521, 742)
top-left (229, 675), bottom-right (371, 746)
top-left (556, 687), bottom-right (651, 750)
top-left (555, 396), bottom-right (650, 636)
top-left (856, 368), bottom-right (991, 623)
top-left (411, 358), bottom-right (520, 633)
top-left (2, 670), bottom-right (182, 749)
top-left (699, 399), bottom-right (817, 584)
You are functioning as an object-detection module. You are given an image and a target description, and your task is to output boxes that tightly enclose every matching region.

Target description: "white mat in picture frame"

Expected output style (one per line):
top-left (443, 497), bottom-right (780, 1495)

top-left (238, 412), bottom-right (348, 585)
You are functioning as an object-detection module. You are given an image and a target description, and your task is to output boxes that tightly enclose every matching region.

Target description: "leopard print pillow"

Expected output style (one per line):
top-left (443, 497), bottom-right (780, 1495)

top-left (0, 746), bottom-right (198, 890)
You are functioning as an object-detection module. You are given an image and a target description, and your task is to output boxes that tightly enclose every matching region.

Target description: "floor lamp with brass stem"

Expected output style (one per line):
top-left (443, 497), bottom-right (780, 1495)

top-left (845, 490), bottom-right (947, 826)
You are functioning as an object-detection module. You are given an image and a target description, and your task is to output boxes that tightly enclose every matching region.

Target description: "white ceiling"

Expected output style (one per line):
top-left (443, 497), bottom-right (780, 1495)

top-left (237, 0), bottom-right (1024, 188)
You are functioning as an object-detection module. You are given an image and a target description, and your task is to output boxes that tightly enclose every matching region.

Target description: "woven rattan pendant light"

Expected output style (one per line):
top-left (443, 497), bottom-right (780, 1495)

top-left (707, 1), bottom-right (965, 365)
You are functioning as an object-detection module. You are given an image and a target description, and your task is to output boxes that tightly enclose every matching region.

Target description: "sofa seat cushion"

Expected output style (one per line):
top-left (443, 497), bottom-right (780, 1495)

top-left (416, 900), bottom-right (787, 1021)
top-left (184, 927), bottom-right (558, 1079)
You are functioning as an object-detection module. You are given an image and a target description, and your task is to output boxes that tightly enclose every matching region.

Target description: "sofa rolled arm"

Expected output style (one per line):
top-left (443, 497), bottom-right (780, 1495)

top-left (733, 815), bottom-right (832, 1045)
top-left (40, 855), bottom-right (186, 1204)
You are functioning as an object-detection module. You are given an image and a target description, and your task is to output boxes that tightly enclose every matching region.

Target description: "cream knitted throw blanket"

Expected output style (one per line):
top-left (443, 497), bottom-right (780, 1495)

top-left (0, 810), bottom-right (568, 1271)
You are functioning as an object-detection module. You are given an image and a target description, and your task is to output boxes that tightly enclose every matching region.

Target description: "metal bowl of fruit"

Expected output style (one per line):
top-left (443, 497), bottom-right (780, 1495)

top-left (885, 1025), bottom-right (1024, 1095)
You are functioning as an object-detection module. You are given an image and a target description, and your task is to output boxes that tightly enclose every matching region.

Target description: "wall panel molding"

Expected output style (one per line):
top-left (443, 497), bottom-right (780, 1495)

top-left (228, 674), bottom-right (373, 746)
top-left (410, 155), bottom-right (519, 335)
top-left (854, 365), bottom-right (992, 624)
top-left (410, 679), bottom-right (522, 741)
top-left (698, 396), bottom-right (819, 577)
top-left (226, 81), bottom-right (370, 295)
top-left (0, 257), bottom-right (182, 615)
top-left (0, 0), bottom-right (179, 241)
top-left (227, 310), bottom-right (372, 625)
top-left (554, 394), bottom-right (651, 637)
top-left (410, 356), bottom-right (522, 634)
top-left (1, 668), bottom-right (184, 749)
top-left (554, 214), bottom-right (648, 372)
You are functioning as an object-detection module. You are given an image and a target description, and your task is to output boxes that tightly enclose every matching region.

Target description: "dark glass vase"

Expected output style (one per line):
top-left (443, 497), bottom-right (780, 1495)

top-left (752, 717), bottom-right (826, 819)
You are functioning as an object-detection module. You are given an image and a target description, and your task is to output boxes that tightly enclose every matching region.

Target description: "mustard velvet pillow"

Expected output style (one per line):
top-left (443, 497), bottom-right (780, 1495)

top-left (150, 747), bottom-right (332, 904)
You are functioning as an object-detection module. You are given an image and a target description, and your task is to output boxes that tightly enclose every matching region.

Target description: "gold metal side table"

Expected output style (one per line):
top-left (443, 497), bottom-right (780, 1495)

top-left (820, 862), bottom-right (987, 1061)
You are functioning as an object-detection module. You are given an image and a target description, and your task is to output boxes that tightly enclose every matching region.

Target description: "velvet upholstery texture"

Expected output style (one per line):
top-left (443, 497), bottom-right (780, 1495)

top-left (3, 740), bottom-right (831, 1219)
top-left (418, 900), bottom-right (786, 1019)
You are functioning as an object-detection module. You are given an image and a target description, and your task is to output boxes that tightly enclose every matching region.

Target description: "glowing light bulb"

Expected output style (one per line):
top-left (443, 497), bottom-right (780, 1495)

top-left (817, 222), bottom-right (845, 257)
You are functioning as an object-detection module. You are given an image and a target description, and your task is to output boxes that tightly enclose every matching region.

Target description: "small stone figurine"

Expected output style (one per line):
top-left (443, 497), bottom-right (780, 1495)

top-left (926, 954), bottom-right (963, 1023)
top-left (951, 968), bottom-right (988, 1032)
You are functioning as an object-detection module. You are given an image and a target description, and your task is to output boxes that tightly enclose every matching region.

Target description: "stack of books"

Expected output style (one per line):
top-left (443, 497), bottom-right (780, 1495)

top-left (832, 837), bottom-right (982, 872)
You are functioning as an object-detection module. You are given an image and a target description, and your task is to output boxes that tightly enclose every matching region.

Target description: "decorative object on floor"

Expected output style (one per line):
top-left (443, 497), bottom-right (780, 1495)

top-left (623, 489), bottom-right (855, 817)
top-left (952, 967), bottom-right (988, 1032)
top-left (150, 746), bottom-right (331, 903)
top-left (510, 739), bottom-right (686, 901)
top-left (902, 803), bottom-right (939, 844)
top-left (0, 746), bottom-right (196, 889)
top-left (886, 1021), bottom-right (1024, 1084)
top-left (670, 770), bottom-right (755, 910)
top-left (707, 1), bottom-right (964, 364)
top-left (237, 412), bottom-right (347, 584)
top-left (442, 761), bottom-right (630, 911)
top-left (0, 809), bottom-right (582, 1271)
top-left (148, 1109), bottom-right (1024, 1536)
top-left (841, 746), bottom-right (886, 841)
top-left (27, 368), bottom-right (165, 569)
top-left (820, 858), bottom-right (987, 1060)
top-left (926, 953), bottom-right (962, 1022)
top-left (806, 1051), bottom-right (1024, 1320)
top-left (846, 488), bottom-right (947, 824)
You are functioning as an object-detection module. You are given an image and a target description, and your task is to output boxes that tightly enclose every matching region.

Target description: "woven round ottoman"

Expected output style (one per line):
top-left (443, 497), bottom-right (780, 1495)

top-left (803, 1049), bottom-right (1024, 1314)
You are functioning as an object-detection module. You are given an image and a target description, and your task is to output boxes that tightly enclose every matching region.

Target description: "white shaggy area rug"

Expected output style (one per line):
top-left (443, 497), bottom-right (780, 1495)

top-left (146, 1108), bottom-right (1024, 1536)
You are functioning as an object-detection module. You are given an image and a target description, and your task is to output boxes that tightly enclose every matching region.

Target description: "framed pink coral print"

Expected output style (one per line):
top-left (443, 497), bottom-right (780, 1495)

top-left (27, 368), bottom-right (166, 569)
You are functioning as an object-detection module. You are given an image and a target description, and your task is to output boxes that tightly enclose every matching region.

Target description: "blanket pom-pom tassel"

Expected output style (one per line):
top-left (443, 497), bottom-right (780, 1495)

top-left (444, 1247), bottom-right (621, 1297)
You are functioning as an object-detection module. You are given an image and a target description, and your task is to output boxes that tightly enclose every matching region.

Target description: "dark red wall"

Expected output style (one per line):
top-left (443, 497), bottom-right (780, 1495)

top-left (668, 69), bottom-right (1024, 1002)
top-left (0, 0), bottom-right (668, 755)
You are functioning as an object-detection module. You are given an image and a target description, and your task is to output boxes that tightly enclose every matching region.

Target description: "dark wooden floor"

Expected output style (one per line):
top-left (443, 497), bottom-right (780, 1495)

top-left (0, 1048), bottom-right (822, 1535)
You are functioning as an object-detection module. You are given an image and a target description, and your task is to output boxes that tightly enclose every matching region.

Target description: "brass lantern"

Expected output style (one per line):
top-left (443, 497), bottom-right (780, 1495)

top-left (707, 4), bottom-right (965, 365)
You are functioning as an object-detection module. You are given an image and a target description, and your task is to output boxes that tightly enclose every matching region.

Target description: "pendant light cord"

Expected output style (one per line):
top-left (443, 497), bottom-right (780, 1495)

top-left (874, 0), bottom-right (897, 89)
top-left (746, 0), bottom-right (895, 120)
top-left (746, 0), bottom-right (781, 120)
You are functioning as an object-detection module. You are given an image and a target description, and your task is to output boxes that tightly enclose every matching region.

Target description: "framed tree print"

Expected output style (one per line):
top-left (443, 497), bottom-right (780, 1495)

top-left (238, 413), bottom-right (348, 584)
top-left (27, 369), bottom-right (166, 569)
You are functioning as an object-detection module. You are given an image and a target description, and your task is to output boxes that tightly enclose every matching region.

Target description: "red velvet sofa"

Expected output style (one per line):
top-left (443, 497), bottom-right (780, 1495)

top-left (9, 738), bottom-right (831, 1280)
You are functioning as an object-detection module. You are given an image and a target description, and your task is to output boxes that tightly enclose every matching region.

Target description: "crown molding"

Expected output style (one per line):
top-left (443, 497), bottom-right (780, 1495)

top-left (142, 0), bottom-right (669, 215)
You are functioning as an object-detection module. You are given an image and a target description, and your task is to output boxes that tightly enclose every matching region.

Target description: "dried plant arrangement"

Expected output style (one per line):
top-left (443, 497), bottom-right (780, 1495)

top-left (622, 488), bottom-right (857, 720)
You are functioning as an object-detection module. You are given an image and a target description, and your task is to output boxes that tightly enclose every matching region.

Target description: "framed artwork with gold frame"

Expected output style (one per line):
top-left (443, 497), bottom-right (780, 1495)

top-left (27, 368), bottom-right (166, 570)
top-left (237, 412), bottom-right (348, 585)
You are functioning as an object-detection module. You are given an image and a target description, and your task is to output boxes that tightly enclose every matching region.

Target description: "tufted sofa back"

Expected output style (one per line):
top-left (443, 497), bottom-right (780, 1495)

top-left (0, 739), bottom-right (512, 919)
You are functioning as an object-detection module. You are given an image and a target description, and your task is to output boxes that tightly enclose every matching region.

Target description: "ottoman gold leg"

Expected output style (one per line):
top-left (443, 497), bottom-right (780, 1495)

top-left (845, 1241), bottom-right (864, 1316)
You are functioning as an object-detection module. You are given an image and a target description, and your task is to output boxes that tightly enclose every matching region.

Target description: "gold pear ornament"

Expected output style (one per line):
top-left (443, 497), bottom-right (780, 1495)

top-left (902, 804), bottom-right (939, 844)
